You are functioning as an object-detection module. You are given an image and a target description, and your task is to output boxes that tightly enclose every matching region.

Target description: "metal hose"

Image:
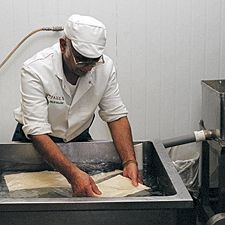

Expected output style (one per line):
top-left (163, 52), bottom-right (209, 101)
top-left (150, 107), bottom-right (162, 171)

top-left (0, 26), bottom-right (63, 70)
top-left (162, 129), bottom-right (220, 148)
top-left (206, 213), bottom-right (225, 225)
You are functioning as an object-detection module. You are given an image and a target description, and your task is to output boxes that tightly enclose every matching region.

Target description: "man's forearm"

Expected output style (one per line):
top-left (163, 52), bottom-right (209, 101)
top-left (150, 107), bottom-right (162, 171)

top-left (30, 134), bottom-right (79, 183)
top-left (108, 117), bottom-right (136, 164)
top-left (30, 134), bottom-right (101, 196)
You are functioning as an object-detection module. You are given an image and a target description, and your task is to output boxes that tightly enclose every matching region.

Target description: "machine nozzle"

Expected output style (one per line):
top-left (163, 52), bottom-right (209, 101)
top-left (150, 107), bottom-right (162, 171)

top-left (42, 26), bottom-right (64, 31)
top-left (203, 129), bottom-right (220, 140)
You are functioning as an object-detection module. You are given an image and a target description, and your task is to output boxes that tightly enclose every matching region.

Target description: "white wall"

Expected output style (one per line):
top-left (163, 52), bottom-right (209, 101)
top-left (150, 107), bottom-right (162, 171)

top-left (0, 0), bottom-right (225, 142)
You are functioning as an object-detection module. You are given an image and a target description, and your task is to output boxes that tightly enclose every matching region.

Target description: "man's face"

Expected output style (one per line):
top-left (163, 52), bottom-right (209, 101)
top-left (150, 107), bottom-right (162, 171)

top-left (63, 40), bottom-right (101, 77)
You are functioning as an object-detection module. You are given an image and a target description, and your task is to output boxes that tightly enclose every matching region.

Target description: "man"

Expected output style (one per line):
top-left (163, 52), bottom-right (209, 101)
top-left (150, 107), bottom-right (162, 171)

top-left (13, 14), bottom-right (140, 197)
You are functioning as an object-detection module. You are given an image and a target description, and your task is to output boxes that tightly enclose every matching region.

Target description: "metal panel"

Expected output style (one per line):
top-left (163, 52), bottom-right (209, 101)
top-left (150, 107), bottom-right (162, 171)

top-left (202, 80), bottom-right (225, 139)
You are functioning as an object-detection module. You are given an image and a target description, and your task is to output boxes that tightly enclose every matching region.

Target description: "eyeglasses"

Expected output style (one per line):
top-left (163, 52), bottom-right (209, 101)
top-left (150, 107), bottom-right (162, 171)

top-left (69, 46), bottom-right (105, 68)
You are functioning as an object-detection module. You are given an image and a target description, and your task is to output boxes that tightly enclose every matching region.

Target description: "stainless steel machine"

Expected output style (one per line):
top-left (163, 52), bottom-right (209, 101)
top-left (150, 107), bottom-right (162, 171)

top-left (0, 141), bottom-right (194, 225)
top-left (198, 80), bottom-right (225, 224)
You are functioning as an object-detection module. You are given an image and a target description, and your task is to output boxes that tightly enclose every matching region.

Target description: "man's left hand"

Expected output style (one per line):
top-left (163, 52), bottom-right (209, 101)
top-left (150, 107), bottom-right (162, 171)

top-left (123, 161), bottom-right (142, 187)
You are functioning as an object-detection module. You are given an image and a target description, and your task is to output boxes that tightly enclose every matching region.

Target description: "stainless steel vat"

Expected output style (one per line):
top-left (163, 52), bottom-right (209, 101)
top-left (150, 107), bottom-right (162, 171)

top-left (0, 141), bottom-right (194, 225)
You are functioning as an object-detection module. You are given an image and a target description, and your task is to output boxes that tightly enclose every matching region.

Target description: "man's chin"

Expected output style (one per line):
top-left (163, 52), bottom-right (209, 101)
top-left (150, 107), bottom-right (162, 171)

top-left (75, 69), bottom-right (87, 77)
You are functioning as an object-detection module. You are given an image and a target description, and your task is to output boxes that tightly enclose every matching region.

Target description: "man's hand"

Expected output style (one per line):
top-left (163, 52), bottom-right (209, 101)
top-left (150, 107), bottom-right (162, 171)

top-left (70, 169), bottom-right (102, 197)
top-left (123, 161), bottom-right (142, 187)
top-left (30, 134), bottom-right (101, 197)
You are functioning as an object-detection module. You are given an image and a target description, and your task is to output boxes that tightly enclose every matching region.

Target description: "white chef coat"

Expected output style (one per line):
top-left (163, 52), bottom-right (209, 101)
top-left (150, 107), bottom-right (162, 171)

top-left (14, 43), bottom-right (128, 142)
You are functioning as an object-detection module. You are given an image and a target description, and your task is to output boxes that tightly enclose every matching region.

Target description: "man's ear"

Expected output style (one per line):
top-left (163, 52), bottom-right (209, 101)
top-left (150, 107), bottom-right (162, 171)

top-left (59, 38), bottom-right (67, 53)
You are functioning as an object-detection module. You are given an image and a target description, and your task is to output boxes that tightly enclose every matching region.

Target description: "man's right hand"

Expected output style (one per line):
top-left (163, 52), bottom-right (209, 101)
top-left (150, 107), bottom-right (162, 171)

top-left (70, 168), bottom-right (102, 197)
top-left (30, 134), bottom-right (102, 197)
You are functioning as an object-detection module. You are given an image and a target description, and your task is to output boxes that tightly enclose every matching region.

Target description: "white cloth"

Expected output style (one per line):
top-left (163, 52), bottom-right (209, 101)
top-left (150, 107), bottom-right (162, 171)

top-left (97, 175), bottom-right (150, 197)
top-left (4, 171), bottom-right (150, 197)
top-left (14, 43), bottom-right (127, 142)
top-left (4, 170), bottom-right (123, 192)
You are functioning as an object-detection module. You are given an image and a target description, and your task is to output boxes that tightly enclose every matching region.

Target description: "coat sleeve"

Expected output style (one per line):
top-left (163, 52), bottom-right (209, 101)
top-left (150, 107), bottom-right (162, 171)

top-left (20, 66), bottom-right (52, 137)
top-left (98, 65), bottom-right (128, 122)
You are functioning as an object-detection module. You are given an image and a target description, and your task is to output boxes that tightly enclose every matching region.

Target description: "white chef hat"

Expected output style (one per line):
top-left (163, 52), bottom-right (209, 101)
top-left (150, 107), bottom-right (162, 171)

top-left (64, 14), bottom-right (107, 58)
